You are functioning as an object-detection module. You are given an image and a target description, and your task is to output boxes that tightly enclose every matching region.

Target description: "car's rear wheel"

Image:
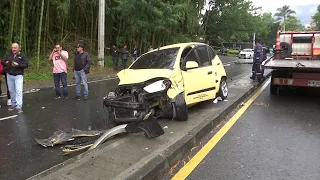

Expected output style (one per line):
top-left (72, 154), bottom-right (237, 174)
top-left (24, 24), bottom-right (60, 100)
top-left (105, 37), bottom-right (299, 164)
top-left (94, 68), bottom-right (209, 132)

top-left (217, 78), bottom-right (228, 100)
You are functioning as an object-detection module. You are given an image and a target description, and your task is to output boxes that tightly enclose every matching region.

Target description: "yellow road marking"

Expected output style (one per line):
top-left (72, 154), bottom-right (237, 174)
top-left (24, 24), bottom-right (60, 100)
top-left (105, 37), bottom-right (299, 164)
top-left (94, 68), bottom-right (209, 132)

top-left (171, 79), bottom-right (271, 180)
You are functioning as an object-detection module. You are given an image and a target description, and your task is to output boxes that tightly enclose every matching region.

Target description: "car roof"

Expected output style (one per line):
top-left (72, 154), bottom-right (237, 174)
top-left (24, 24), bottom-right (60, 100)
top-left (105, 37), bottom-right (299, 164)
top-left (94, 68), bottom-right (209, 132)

top-left (147, 42), bottom-right (207, 53)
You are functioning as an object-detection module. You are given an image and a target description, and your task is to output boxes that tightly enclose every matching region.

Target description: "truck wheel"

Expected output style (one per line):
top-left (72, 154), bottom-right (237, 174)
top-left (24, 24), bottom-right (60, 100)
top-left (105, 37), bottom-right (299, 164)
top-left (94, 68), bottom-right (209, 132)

top-left (270, 83), bottom-right (278, 95)
top-left (173, 93), bottom-right (188, 121)
top-left (217, 78), bottom-right (228, 100)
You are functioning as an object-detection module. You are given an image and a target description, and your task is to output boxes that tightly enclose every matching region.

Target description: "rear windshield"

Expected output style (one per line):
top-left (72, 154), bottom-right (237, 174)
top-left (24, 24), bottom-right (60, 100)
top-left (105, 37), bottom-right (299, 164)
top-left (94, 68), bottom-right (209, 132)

top-left (130, 47), bottom-right (179, 69)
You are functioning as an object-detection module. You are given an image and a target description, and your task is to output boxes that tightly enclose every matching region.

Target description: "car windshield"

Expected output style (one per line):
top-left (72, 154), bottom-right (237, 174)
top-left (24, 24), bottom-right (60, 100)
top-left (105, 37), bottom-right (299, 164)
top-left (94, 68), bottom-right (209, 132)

top-left (130, 47), bottom-right (179, 69)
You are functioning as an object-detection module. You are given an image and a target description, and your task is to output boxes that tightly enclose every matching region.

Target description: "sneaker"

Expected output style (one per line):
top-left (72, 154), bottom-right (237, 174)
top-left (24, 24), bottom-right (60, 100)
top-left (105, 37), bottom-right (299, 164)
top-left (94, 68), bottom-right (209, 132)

top-left (72, 96), bottom-right (81, 100)
top-left (84, 96), bottom-right (88, 101)
top-left (53, 96), bottom-right (61, 100)
top-left (7, 99), bottom-right (12, 106)
top-left (17, 108), bottom-right (23, 113)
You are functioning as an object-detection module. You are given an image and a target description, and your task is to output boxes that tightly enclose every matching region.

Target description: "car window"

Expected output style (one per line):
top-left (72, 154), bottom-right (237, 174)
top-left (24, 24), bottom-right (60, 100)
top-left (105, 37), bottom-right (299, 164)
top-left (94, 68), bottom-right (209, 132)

top-left (195, 45), bottom-right (210, 66)
top-left (207, 46), bottom-right (216, 60)
top-left (130, 47), bottom-right (179, 69)
top-left (181, 49), bottom-right (199, 69)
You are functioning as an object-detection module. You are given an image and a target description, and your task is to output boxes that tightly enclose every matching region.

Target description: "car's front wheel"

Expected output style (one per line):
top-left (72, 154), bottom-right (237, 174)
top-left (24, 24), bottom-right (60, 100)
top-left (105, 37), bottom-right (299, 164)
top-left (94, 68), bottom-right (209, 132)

top-left (217, 78), bottom-right (228, 100)
top-left (173, 93), bottom-right (188, 121)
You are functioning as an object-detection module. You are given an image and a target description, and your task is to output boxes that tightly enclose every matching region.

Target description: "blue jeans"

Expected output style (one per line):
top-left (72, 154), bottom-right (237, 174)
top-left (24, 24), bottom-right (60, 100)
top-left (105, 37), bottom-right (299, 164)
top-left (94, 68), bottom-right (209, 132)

top-left (74, 69), bottom-right (88, 97)
top-left (53, 72), bottom-right (68, 97)
top-left (7, 74), bottom-right (24, 108)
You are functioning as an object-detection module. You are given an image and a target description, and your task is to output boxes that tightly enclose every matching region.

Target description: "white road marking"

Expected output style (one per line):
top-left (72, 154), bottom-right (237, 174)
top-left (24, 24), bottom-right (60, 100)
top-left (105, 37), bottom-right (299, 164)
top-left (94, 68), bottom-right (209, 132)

top-left (0, 115), bottom-right (18, 121)
top-left (0, 76), bottom-right (118, 98)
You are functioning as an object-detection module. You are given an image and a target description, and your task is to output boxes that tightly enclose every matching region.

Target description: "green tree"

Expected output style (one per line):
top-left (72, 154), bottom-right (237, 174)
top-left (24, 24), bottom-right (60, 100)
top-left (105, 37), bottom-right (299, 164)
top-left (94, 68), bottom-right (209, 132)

top-left (274, 5), bottom-right (296, 31)
top-left (312, 5), bottom-right (320, 30)
top-left (284, 16), bottom-right (304, 31)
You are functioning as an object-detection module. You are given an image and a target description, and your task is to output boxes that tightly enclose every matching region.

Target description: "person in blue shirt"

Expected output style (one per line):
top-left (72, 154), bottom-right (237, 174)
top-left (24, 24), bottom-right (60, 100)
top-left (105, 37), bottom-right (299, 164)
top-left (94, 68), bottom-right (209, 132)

top-left (250, 39), bottom-right (264, 81)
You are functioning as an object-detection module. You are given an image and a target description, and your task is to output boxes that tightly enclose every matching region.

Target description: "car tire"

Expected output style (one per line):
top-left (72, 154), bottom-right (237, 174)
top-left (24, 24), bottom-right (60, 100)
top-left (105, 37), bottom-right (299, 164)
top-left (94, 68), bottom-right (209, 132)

top-left (173, 93), bottom-right (188, 121)
top-left (217, 78), bottom-right (228, 100)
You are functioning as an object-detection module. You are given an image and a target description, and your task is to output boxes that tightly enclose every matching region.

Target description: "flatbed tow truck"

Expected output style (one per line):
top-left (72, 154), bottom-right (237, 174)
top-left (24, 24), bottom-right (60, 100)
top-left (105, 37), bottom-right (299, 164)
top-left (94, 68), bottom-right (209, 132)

top-left (262, 30), bottom-right (320, 94)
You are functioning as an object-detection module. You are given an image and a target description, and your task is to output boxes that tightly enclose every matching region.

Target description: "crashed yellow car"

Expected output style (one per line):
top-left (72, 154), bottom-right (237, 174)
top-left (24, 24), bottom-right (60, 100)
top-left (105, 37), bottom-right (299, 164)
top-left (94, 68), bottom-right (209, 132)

top-left (104, 42), bottom-right (227, 123)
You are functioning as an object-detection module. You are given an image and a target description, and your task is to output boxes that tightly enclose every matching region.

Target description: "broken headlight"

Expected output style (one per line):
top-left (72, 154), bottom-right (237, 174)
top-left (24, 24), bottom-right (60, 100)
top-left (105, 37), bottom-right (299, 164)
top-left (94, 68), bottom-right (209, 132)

top-left (143, 80), bottom-right (171, 93)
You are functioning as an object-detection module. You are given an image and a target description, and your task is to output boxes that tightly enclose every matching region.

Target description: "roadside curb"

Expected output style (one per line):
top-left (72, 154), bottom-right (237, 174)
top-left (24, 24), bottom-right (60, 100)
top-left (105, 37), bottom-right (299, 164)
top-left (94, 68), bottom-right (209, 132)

top-left (115, 71), bottom-right (272, 180)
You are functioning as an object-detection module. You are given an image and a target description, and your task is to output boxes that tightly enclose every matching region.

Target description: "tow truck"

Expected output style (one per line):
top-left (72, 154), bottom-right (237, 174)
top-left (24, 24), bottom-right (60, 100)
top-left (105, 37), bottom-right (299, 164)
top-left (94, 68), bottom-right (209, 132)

top-left (262, 30), bottom-right (320, 94)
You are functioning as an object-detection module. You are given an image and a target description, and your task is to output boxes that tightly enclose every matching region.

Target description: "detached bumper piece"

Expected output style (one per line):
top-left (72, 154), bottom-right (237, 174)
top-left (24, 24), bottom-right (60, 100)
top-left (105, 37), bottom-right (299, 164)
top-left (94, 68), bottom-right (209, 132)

top-left (125, 117), bottom-right (164, 139)
top-left (34, 129), bottom-right (103, 147)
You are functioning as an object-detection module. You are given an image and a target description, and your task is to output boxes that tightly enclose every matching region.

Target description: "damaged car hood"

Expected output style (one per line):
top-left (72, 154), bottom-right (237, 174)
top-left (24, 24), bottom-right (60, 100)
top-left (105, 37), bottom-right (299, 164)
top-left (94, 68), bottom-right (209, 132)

top-left (117, 69), bottom-right (174, 85)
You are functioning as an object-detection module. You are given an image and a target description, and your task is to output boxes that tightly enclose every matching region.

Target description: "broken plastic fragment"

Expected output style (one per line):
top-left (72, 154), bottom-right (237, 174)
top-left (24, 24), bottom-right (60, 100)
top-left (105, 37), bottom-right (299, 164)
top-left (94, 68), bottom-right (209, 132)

top-left (163, 126), bottom-right (168, 129)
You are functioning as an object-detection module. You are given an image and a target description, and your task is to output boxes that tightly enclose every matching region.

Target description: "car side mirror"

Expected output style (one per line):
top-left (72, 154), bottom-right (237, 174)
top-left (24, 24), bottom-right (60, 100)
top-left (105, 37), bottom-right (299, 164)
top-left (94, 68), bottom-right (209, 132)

top-left (185, 61), bottom-right (199, 70)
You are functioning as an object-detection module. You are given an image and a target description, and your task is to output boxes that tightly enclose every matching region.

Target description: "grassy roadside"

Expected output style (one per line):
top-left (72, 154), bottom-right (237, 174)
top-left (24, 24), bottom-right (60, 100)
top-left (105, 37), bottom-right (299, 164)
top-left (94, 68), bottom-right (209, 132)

top-left (23, 55), bottom-right (116, 83)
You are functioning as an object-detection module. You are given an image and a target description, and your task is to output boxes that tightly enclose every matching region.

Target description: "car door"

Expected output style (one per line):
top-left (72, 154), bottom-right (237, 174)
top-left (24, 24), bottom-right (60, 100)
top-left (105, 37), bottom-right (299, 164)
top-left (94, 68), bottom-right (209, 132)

top-left (207, 45), bottom-right (222, 92)
top-left (181, 45), bottom-right (216, 104)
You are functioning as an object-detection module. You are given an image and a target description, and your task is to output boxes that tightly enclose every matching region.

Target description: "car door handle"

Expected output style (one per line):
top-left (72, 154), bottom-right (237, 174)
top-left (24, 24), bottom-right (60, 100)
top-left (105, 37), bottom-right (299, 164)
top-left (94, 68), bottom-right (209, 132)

top-left (208, 71), bottom-right (213, 75)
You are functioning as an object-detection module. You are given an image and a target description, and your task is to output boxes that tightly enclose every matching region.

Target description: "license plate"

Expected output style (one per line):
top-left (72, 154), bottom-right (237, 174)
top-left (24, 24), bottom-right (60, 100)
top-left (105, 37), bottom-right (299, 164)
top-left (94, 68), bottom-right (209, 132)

top-left (308, 80), bottom-right (320, 87)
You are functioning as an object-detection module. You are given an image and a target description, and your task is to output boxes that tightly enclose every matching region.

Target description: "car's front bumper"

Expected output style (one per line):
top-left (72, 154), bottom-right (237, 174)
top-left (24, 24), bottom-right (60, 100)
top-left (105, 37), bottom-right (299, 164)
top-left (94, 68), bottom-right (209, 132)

top-left (239, 54), bottom-right (249, 58)
top-left (103, 95), bottom-right (147, 123)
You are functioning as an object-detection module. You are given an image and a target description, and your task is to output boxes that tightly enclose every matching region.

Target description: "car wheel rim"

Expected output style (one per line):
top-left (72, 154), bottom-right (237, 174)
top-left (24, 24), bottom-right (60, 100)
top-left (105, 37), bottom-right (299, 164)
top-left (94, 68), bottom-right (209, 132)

top-left (222, 81), bottom-right (228, 97)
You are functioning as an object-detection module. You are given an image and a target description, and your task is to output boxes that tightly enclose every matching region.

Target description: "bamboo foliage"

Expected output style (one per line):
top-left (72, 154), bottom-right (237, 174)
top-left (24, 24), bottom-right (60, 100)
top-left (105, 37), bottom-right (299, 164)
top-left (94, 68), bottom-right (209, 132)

top-left (0, 0), bottom-right (204, 68)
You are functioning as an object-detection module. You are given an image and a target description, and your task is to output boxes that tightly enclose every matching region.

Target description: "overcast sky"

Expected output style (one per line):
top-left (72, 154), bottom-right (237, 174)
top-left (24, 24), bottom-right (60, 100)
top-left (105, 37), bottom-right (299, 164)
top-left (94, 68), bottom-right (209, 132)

top-left (251, 0), bottom-right (319, 26)
top-left (205, 0), bottom-right (319, 26)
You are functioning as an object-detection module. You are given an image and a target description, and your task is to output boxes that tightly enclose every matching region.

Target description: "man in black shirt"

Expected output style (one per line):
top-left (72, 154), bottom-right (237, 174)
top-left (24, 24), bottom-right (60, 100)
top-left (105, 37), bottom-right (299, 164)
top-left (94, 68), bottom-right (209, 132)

top-left (73, 44), bottom-right (91, 101)
top-left (1, 43), bottom-right (28, 113)
top-left (110, 45), bottom-right (119, 71)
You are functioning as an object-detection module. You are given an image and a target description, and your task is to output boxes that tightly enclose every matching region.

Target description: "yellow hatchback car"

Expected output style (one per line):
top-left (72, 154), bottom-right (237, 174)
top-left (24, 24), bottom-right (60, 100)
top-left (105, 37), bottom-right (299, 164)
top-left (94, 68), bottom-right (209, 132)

top-left (104, 42), bottom-right (228, 123)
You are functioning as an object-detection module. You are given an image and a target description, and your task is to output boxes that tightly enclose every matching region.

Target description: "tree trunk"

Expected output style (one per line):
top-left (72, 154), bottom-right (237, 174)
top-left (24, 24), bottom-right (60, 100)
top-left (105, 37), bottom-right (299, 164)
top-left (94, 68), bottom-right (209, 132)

top-left (36, 0), bottom-right (45, 69)
top-left (8, 0), bottom-right (17, 48)
top-left (19, 0), bottom-right (26, 49)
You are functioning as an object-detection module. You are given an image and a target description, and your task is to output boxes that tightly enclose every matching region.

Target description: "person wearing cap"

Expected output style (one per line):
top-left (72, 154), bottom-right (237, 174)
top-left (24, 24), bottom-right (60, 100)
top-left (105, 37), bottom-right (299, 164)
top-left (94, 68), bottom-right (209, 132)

top-left (73, 44), bottom-right (91, 101)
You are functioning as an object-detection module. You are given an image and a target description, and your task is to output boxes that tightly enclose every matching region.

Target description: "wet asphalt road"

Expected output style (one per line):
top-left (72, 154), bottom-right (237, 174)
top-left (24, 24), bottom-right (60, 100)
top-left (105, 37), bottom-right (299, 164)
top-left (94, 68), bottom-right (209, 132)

top-left (0, 56), bottom-right (250, 180)
top-left (186, 84), bottom-right (320, 180)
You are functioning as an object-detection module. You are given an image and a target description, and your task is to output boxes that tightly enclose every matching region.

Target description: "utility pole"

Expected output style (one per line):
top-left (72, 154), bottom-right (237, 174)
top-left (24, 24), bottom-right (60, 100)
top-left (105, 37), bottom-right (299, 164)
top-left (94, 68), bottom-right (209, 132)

top-left (98, 0), bottom-right (105, 67)
top-left (253, 32), bottom-right (256, 49)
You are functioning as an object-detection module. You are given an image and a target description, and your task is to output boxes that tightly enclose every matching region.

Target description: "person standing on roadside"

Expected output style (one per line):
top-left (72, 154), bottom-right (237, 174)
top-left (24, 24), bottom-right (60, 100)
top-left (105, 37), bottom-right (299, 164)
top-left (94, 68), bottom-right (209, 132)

top-left (121, 45), bottom-right (129, 70)
top-left (49, 44), bottom-right (69, 99)
top-left (131, 46), bottom-right (139, 63)
top-left (1, 43), bottom-right (28, 113)
top-left (1, 59), bottom-right (12, 106)
top-left (110, 45), bottom-right (119, 71)
top-left (0, 61), bottom-right (2, 97)
top-left (250, 39), bottom-right (263, 81)
top-left (73, 44), bottom-right (90, 101)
